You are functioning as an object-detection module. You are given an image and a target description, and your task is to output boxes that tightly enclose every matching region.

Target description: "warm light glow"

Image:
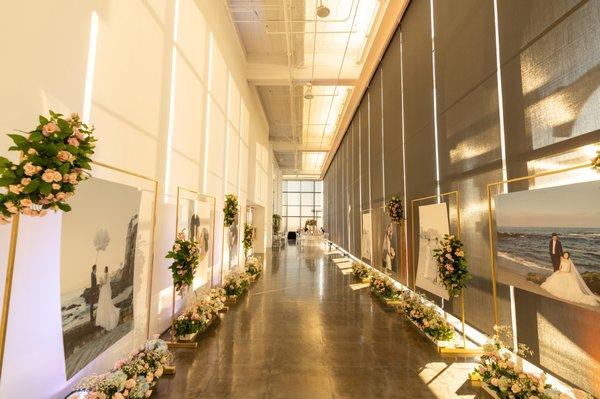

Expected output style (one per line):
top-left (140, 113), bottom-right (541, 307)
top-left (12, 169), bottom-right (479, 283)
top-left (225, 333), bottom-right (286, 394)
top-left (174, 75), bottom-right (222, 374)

top-left (82, 11), bottom-right (99, 123)
top-left (302, 151), bottom-right (327, 171)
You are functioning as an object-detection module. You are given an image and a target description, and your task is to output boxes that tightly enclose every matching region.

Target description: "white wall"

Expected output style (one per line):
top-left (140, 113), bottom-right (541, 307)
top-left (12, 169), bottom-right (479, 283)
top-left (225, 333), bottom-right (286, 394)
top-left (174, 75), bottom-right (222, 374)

top-left (0, 1), bottom-right (272, 397)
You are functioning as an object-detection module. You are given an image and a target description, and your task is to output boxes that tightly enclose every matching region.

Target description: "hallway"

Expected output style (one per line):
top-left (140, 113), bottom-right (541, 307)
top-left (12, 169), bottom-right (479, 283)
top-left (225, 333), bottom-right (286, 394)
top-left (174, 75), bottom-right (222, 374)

top-left (156, 244), bottom-right (482, 399)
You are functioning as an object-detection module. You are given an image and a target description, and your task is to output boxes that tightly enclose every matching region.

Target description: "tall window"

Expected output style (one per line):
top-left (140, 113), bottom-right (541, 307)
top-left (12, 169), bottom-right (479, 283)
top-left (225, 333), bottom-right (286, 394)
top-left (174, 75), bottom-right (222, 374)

top-left (282, 180), bottom-right (323, 232)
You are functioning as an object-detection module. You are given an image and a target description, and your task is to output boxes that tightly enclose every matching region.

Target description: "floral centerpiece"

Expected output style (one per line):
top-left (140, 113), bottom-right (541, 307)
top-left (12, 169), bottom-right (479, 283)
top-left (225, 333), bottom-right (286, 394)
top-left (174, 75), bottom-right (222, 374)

top-left (245, 256), bottom-right (263, 278)
top-left (223, 194), bottom-right (238, 227)
top-left (165, 231), bottom-right (200, 295)
top-left (272, 214), bottom-right (282, 235)
top-left (243, 223), bottom-right (254, 258)
top-left (352, 262), bottom-right (371, 281)
top-left (0, 111), bottom-right (96, 224)
top-left (72, 338), bottom-right (172, 399)
top-left (370, 274), bottom-right (401, 301)
top-left (433, 234), bottom-right (470, 298)
top-left (399, 292), bottom-right (454, 342)
top-left (305, 219), bottom-right (317, 228)
top-left (222, 270), bottom-right (250, 299)
top-left (385, 196), bottom-right (404, 222)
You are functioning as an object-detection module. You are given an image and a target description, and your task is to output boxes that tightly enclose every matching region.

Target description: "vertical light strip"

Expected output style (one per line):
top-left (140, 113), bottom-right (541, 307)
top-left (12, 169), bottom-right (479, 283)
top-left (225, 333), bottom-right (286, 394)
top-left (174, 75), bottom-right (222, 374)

top-left (400, 32), bottom-right (409, 285)
top-left (82, 11), bottom-right (99, 123)
top-left (164, 0), bottom-right (181, 197)
top-left (493, 0), bottom-right (508, 185)
top-left (380, 67), bottom-right (386, 200)
top-left (509, 285), bottom-right (519, 349)
top-left (202, 34), bottom-right (215, 194)
top-left (430, 0), bottom-right (441, 200)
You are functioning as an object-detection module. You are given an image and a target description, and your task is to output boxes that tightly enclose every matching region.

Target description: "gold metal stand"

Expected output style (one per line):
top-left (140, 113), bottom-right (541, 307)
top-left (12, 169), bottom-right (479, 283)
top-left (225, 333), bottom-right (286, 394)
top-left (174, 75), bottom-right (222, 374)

top-left (167, 187), bottom-right (215, 349)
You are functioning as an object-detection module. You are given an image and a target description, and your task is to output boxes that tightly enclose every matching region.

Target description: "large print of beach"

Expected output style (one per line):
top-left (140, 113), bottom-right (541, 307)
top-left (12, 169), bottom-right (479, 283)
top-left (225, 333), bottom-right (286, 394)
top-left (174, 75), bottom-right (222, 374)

top-left (494, 180), bottom-right (600, 310)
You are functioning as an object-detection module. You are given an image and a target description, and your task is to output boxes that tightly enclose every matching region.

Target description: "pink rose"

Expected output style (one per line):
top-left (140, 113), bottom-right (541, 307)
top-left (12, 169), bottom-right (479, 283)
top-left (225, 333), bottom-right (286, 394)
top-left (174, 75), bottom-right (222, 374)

top-left (511, 383), bottom-right (522, 393)
top-left (8, 185), bottom-right (22, 194)
top-left (42, 122), bottom-right (60, 136)
top-left (57, 150), bottom-right (71, 162)
top-left (55, 192), bottom-right (67, 201)
top-left (52, 171), bottom-right (62, 182)
top-left (4, 202), bottom-right (18, 214)
top-left (52, 183), bottom-right (61, 190)
top-left (74, 128), bottom-right (85, 141)
top-left (67, 137), bottom-right (80, 147)
top-left (22, 207), bottom-right (35, 216)
top-left (19, 198), bottom-right (32, 207)
top-left (42, 169), bottom-right (55, 183)
top-left (23, 162), bottom-right (38, 176)
top-left (21, 178), bottom-right (31, 186)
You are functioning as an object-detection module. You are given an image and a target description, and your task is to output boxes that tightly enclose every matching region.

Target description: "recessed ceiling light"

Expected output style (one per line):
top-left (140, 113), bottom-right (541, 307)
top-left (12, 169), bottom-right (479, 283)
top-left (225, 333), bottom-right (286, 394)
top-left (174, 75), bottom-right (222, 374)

top-left (316, 1), bottom-right (330, 18)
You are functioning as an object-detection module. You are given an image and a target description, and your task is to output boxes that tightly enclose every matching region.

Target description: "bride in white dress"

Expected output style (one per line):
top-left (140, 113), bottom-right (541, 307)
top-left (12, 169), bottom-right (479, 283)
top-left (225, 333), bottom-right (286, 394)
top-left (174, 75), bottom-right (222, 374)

top-left (95, 266), bottom-right (120, 331)
top-left (540, 252), bottom-right (599, 306)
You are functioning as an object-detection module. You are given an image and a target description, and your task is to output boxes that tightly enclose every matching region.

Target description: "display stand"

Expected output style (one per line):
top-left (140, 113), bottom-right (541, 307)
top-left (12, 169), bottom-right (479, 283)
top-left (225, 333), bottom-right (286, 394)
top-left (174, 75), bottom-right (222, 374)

top-left (0, 160), bottom-right (160, 379)
top-left (167, 187), bottom-right (216, 350)
top-left (410, 191), bottom-right (481, 355)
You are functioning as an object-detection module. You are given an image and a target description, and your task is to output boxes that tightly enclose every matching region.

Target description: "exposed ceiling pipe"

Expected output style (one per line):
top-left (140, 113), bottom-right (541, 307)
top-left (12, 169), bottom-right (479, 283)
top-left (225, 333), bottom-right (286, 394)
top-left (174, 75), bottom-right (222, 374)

top-left (282, 0), bottom-right (298, 170)
top-left (226, 0), bottom-right (356, 23)
top-left (314, 0), bottom-right (360, 171)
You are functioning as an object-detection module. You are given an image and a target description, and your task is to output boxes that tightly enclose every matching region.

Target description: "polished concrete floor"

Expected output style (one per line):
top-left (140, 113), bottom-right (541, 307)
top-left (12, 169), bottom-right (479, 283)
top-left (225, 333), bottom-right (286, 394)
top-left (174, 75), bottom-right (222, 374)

top-left (155, 244), bottom-right (483, 399)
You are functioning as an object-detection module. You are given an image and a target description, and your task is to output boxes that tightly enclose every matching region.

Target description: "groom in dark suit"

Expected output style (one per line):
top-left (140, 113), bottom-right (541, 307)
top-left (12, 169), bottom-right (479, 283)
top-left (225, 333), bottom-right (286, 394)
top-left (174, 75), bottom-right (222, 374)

top-left (88, 265), bottom-right (99, 323)
top-left (549, 233), bottom-right (563, 272)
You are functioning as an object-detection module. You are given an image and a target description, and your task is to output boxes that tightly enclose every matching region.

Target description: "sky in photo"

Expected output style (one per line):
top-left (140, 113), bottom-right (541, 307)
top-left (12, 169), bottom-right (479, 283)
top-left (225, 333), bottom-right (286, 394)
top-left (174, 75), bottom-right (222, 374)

top-left (495, 180), bottom-right (600, 228)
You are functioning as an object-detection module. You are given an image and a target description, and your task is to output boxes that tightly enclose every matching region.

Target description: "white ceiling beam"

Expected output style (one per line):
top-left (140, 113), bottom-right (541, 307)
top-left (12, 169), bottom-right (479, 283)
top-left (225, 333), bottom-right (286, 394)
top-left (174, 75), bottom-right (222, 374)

top-left (246, 62), bottom-right (360, 86)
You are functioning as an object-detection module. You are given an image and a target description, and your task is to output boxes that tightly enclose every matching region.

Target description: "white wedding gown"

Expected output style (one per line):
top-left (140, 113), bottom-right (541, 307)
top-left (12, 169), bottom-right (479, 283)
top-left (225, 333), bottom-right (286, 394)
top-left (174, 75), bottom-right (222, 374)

top-left (540, 258), bottom-right (599, 306)
top-left (95, 272), bottom-right (120, 331)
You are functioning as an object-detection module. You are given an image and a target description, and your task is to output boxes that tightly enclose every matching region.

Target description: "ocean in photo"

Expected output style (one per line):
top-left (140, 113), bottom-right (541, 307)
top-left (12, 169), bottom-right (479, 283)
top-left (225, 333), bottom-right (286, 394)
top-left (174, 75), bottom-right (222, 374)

top-left (497, 226), bottom-right (600, 278)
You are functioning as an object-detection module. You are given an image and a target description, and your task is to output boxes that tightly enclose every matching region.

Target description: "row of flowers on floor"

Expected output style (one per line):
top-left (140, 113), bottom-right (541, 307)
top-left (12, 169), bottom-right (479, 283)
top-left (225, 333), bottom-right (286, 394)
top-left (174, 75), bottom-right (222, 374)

top-left (350, 261), bottom-right (592, 399)
top-left (352, 262), bottom-right (455, 342)
top-left (67, 338), bottom-right (173, 399)
top-left (172, 257), bottom-right (263, 340)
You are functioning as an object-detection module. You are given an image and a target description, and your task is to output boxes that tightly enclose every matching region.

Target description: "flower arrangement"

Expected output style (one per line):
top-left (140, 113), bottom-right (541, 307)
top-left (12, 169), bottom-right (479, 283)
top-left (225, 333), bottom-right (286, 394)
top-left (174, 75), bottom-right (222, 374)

top-left (0, 111), bottom-right (96, 224)
top-left (272, 214), bottom-right (282, 235)
top-left (305, 219), bottom-right (317, 228)
top-left (471, 325), bottom-right (593, 399)
top-left (385, 196), bottom-right (404, 223)
top-left (165, 231), bottom-right (200, 295)
top-left (223, 194), bottom-right (238, 227)
top-left (245, 256), bottom-right (263, 278)
top-left (172, 289), bottom-right (226, 338)
top-left (222, 270), bottom-right (250, 298)
top-left (433, 234), bottom-right (470, 298)
top-left (72, 338), bottom-right (172, 399)
top-left (370, 273), bottom-right (401, 301)
top-left (351, 262), bottom-right (371, 281)
top-left (399, 292), bottom-right (454, 341)
top-left (243, 223), bottom-right (254, 257)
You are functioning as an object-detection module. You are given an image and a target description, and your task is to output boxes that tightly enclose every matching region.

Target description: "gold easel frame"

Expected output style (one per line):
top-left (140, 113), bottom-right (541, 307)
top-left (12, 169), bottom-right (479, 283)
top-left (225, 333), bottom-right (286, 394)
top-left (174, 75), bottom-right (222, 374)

top-left (486, 161), bottom-right (595, 326)
top-left (410, 191), bottom-right (470, 352)
top-left (0, 160), bottom-right (159, 379)
top-left (168, 186), bottom-right (216, 349)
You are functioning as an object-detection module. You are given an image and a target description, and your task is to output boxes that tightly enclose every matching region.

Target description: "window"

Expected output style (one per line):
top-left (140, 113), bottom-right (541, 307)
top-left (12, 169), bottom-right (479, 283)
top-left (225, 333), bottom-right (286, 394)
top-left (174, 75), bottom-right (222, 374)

top-left (281, 180), bottom-right (323, 232)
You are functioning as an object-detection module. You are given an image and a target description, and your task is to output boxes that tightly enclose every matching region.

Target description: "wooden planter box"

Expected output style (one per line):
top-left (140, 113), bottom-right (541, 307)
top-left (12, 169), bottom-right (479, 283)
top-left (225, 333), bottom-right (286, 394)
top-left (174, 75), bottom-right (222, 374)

top-left (481, 383), bottom-right (499, 399)
top-left (177, 331), bottom-right (199, 343)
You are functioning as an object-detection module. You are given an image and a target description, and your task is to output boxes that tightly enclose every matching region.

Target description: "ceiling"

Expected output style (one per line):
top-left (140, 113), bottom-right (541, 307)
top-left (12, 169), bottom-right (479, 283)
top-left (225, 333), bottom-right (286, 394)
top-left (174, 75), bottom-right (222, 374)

top-left (226, 0), bottom-right (395, 179)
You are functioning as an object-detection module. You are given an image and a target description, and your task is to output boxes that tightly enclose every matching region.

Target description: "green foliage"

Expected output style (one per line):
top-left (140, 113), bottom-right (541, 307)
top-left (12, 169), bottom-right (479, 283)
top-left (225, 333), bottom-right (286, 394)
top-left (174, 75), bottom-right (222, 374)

top-left (165, 231), bottom-right (200, 294)
top-left (243, 223), bottom-right (254, 257)
top-left (432, 234), bottom-right (470, 298)
top-left (272, 214), bottom-right (282, 235)
top-left (223, 194), bottom-right (238, 227)
top-left (351, 262), bottom-right (371, 280)
top-left (0, 111), bottom-right (96, 224)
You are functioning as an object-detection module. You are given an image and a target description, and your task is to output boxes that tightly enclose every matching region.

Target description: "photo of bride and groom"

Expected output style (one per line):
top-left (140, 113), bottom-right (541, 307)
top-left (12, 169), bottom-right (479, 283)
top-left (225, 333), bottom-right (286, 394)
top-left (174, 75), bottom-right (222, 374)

top-left (494, 180), bottom-right (600, 311)
top-left (60, 178), bottom-right (142, 378)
